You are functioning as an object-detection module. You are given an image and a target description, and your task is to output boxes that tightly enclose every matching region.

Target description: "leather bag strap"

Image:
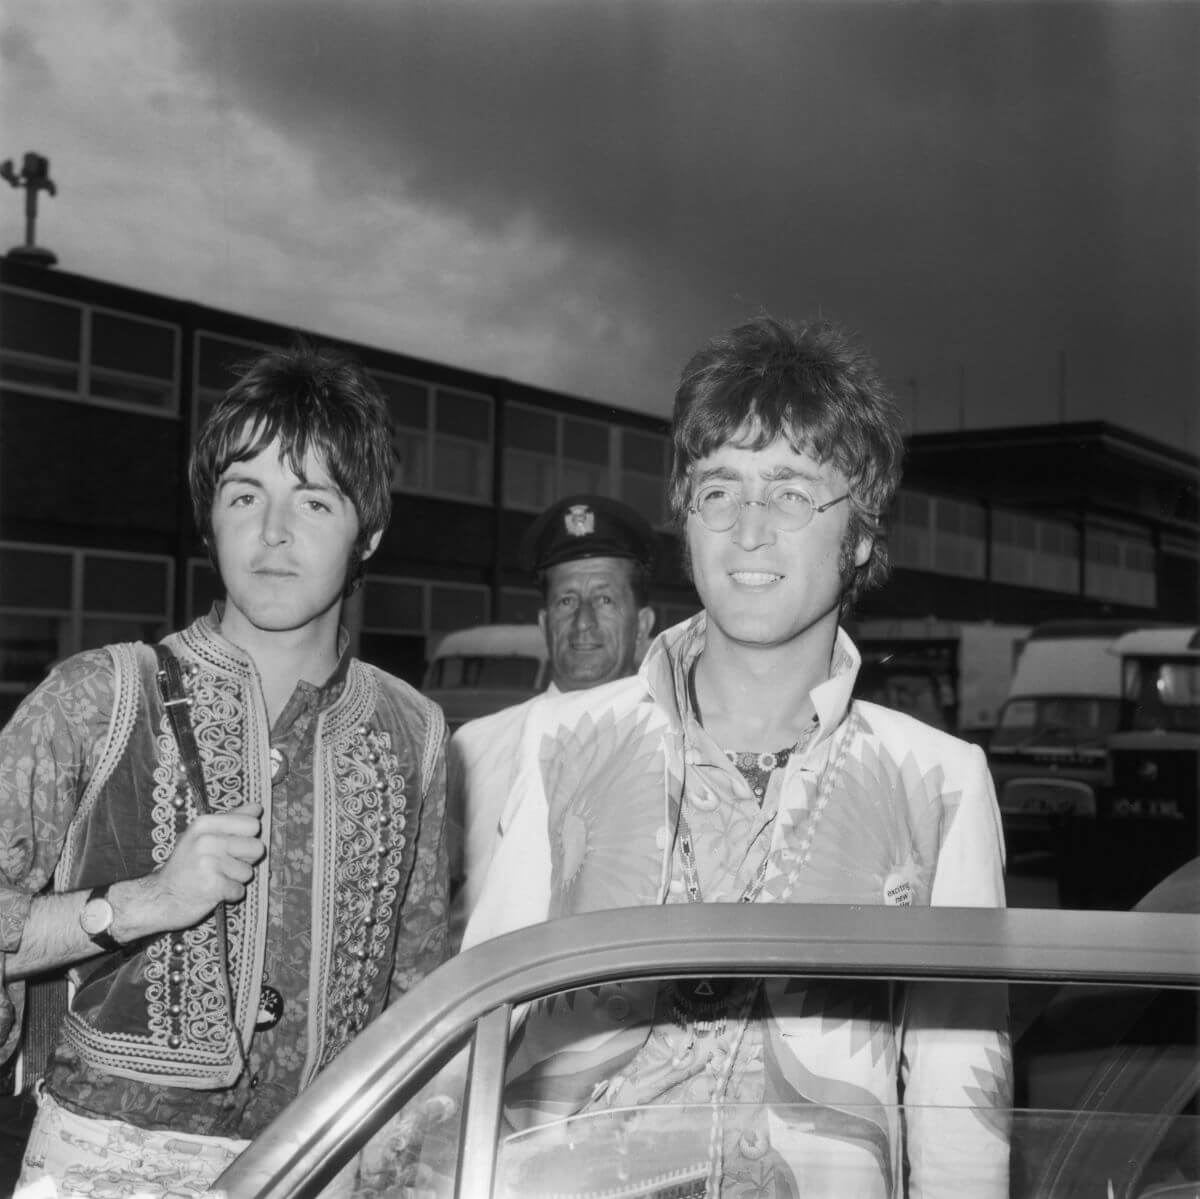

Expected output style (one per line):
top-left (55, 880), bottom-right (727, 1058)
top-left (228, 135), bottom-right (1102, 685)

top-left (152, 644), bottom-right (250, 1073)
top-left (154, 645), bottom-right (211, 815)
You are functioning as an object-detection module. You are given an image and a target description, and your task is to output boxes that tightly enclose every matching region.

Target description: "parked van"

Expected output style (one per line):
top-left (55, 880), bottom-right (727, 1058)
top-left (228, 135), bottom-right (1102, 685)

top-left (852, 618), bottom-right (1029, 745)
top-left (990, 619), bottom-right (1149, 859)
top-left (421, 625), bottom-right (549, 732)
top-left (1059, 626), bottom-right (1200, 907)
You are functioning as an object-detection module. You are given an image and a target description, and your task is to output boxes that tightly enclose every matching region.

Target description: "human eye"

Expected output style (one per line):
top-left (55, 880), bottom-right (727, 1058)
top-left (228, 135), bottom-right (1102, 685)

top-left (771, 484), bottom-right (813, 512)
top-left (302, 497), bottom-right (332, 514)
top-left (696, 483), bottom-right (736, 509)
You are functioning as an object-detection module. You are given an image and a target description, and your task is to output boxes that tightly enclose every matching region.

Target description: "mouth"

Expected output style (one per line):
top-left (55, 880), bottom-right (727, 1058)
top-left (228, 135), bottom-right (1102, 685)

top-left (729, 571), bottom-right (783, 587)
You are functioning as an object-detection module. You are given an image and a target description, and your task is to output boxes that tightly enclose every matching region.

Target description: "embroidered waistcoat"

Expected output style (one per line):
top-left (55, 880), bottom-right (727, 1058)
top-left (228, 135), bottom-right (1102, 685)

top-left (53, 619), bottom-right (444, 1090)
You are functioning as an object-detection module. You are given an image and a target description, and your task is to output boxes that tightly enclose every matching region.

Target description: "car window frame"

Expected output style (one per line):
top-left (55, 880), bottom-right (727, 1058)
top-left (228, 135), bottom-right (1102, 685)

top-left (214, 903), bottom-right (1200, 1199)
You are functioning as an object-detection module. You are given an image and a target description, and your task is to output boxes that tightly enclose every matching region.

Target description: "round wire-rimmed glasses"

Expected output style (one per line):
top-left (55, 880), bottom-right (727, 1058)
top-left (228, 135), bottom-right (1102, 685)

top-left (688, 482), bottom-right (854, 533)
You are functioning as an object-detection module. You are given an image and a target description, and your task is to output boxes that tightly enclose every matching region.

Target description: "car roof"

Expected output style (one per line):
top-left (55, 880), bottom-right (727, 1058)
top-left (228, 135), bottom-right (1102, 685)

top-left (218, 903), bottom-right (1200, 1198)
top-left (1111, 626), bottom-right (1200, 658)
top-left (431, 624), bottom-right (548, 659)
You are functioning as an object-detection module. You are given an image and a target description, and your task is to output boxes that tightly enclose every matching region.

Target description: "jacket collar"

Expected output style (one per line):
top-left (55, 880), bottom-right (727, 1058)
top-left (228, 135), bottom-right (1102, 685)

top-left (639, 611), bottom-right (862, 748)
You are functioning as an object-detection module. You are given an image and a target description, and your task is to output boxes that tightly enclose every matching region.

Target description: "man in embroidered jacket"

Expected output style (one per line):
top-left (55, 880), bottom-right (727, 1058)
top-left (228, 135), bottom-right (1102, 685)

top-left (447, 493), bottom-right (657, 932)
top-left (0, 345), bottom-right (449, 1195)
top-left (464, 316), bottom-right (1012, 1198)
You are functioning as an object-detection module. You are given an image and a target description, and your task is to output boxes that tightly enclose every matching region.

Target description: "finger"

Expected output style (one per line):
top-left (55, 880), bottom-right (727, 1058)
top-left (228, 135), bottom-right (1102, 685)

top-left (223, 835), bottom-right (268, 864)
top-left (217, 858), bottom-right (257, 887)
top-left (192, 812), bottom-right (263, 839)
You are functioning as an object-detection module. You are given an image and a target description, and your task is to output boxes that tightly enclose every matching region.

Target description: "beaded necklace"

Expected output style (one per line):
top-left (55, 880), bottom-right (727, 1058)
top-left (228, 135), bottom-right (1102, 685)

top-left (678, 657), bottom-right (819, 902)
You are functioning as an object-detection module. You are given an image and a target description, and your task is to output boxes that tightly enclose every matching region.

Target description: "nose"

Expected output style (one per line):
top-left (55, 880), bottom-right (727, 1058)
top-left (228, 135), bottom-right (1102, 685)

top-left (730, 499), bottom-right (775, 550)
top-left (259, 499), bottom-right (292, 547)
top-left (571, 598), bottom-right (599, 632)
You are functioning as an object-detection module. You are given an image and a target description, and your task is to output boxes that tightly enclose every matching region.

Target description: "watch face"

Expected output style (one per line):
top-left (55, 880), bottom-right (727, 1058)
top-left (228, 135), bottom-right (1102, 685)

top-left (81, 897), bottom-right (115, 937)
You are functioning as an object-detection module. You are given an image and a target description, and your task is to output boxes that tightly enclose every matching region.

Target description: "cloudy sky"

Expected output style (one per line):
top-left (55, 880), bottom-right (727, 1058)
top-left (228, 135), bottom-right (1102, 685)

top-left (1, 0), bottom-right (1196, 449)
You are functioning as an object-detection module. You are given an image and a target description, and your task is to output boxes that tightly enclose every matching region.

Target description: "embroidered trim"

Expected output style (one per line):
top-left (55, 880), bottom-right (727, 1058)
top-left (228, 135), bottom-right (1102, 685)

top-left (58, 644), bottom-right (142, 885)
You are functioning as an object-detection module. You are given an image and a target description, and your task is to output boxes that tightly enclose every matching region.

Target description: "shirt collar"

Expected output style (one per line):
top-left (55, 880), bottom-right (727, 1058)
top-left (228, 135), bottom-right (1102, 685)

top-left (639, 612), bottom-right (863, 745)
top-left (201, 602), bottom-right (352, 699)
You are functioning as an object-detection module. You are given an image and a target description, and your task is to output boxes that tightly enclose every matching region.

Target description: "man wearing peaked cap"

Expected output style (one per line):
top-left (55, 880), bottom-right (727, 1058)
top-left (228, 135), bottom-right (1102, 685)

top-left (447, 494), bottom-right (658, 934)
top-left (522, 494), bottom-right (658, 691)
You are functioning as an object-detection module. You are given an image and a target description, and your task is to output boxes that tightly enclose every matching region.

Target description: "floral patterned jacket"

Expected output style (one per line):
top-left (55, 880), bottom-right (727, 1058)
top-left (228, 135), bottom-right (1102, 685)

top-left (463, 614), bottom-right (1012, 1199)
top-left (0, 613), bottom-right (448, 1104)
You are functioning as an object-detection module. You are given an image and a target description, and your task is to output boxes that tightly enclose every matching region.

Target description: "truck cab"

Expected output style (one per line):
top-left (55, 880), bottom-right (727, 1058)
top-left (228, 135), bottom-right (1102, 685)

top-left (990, 620), bottom-right (1145, 861)
top-left (1063, 627), bottom-right (1200, 906)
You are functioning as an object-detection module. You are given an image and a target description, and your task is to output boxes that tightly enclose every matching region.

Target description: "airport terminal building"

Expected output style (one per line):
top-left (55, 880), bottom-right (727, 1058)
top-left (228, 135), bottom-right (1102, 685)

top-left (2, 254), bottom-right (1197, 722)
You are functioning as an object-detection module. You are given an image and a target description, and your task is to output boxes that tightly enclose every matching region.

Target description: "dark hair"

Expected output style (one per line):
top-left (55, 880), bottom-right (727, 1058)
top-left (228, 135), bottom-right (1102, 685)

top-left (189, 342), bottom-right (395, 593)
top-left (668, 314), bottom-right (905, 612)
top-left (536, 557), bottom-right (653, 608)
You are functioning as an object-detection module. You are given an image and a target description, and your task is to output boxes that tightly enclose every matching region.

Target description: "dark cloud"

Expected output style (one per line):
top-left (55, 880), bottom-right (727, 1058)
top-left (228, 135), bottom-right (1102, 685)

top-left (0, 19), bottom-right (53, 83)
top-left (163, 0), bottom-right (1197, 442)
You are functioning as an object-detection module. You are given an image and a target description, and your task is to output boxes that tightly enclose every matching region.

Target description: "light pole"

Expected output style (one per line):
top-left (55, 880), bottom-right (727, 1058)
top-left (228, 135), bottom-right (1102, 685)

top-left (1, 151), bottom-right (58, 266)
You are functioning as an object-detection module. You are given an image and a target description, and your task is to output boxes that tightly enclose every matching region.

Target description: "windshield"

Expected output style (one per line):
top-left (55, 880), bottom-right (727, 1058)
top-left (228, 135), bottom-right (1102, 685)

top-left (426, 654), bottom-right (542, 691)
top-left (1123, 658), bottom-right (1200, 733)
top-left (991, 696), bottom-right (1122, 749)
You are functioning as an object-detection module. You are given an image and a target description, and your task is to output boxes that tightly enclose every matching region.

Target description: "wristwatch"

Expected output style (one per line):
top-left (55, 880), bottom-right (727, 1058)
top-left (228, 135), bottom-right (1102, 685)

top-left (79, 884), bottom-right (122, 953)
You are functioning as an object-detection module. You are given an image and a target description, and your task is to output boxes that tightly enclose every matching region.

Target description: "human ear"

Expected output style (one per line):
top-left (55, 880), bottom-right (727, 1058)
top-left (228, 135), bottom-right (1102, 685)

top-left (636, 606), bottom-right (656, 652)
top-left (360, 530), bottom-right (383, 562)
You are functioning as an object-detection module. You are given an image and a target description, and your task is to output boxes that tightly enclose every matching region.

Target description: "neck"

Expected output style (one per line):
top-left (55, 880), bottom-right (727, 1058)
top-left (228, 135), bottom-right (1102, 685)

top-left (691, 630), bottom-right (836, 752)
top-left (218, 611), bottom-right (342, 723)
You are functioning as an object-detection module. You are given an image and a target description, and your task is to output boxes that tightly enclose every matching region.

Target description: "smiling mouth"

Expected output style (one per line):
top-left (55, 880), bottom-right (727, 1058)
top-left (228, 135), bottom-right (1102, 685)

top-left (729, 571), bottom-right (782, 586)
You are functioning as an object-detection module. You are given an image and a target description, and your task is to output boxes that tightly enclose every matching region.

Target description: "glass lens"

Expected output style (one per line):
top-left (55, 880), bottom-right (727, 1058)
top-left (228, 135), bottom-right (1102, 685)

top-left (692, 484), bottom-right (817, 531)
top-left (694, 487), bottom-right (740, 531)
top-left (768, 486), bottom-right (815, 529)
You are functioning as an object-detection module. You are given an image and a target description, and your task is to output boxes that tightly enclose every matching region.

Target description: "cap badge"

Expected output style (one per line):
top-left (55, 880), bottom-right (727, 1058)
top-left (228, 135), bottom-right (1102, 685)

top-left (564, 505), bottom-right (595, 537)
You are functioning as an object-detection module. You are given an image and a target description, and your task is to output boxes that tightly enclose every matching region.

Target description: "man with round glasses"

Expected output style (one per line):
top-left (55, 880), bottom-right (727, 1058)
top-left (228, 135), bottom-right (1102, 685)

top-left (464, 315), bottom-right (1010, 1198)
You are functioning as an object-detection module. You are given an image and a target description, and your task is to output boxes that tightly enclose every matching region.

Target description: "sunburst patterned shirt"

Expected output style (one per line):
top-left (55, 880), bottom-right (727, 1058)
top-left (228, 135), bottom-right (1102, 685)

top-left (464, 614), bottom-right (1012, 1199)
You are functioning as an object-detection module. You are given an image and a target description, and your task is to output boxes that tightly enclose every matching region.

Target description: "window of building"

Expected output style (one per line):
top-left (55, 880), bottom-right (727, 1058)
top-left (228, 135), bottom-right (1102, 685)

top-left (193, 332), bottom-right (277, 434)
top-left (992, 510), bottom-right (1079, 593)
top-left (186, 559), bottom-right (221, 622)
top-left (498, 588), bottom-right (542, 625)
top-left (890, 491), bottom-right (935, 572)
top-left (359, 575), bottom-right (492, 686)
top-left (0, 286), bottom-right (179, 414)
top-left (0, 543), bottom-right (172, 725)
top-left (931, 496), bottom-right (986, 578)
top-left (1085, 528), bottom-right (1157, 608)
top-left (503, 404), bottom-right (614, 512)
top-left (503, 405), bottom-right (558, 510)
top-left (620, 429), bottom-right (671, 528)
top-left (561, 415), bottom-right (610, 496)
top-left (374, 373), bottom-right (493, 503)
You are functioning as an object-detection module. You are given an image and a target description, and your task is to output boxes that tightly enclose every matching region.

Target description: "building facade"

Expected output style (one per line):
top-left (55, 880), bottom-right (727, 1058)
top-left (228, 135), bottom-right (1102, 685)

top-left (2, 256), bottom-right (1196, 722)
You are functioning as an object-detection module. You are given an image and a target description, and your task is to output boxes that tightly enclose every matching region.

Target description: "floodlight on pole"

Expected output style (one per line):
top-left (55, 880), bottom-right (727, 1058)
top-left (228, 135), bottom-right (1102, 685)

top-left (1, 151), bottom-right (58, 266)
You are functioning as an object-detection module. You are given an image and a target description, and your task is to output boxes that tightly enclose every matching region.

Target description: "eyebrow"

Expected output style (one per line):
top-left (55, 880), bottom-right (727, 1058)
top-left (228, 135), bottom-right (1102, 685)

top-left (216, 471), bottom-right (346, 500)
top-left (692, 463), bottom-right (822, 486)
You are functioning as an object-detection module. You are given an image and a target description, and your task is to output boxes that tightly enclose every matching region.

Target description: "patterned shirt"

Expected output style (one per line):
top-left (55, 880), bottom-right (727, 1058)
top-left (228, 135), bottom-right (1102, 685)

top-left (467, 614), bottom-right (1013, 1199)
top-left (0, 611), bottom-right (448, 1137)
